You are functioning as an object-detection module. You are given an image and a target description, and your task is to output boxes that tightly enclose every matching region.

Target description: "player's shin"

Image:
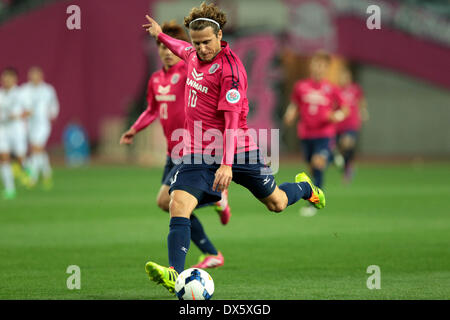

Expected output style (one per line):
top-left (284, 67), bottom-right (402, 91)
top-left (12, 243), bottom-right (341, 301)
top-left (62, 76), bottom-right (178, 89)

top-left (312, 168), bottom-right (324, 188)
top-left (190, 214), bottom-right (218, 255)
top-left (167, 217), bottom-right (191, 274)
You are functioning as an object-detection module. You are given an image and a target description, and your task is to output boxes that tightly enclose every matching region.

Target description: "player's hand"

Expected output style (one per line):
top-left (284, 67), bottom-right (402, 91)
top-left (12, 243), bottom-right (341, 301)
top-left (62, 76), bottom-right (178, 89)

top-left (120, 128), bottom-right (137, 145)
top-left (213, 164), bottom-right (232, 192)
top-left (142, 15), bottom-right (162, 38)
top-left (330, 109), bottom-right (346, 123)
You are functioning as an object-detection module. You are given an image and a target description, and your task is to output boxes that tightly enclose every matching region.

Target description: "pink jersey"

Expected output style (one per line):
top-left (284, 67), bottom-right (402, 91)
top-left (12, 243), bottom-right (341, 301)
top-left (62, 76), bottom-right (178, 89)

top-left (158, 33), bottom-right (258, 158)
top-left (335, 83), bottom-right (363, 133)
top-left (131, 60), bottom-right (187, 156)
top-left (291, 78), bottom-right (343, 139)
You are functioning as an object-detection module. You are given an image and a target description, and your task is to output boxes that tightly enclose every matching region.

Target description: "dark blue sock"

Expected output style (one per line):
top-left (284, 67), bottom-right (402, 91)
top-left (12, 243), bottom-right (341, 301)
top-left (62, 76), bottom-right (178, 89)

top-left (167, 217), bottom-right (191, 274)
top-left (312, 168), bottom-right (324, 189)
top-left (190, 214), bottom-right (218, 255)
top-left (279, 182), bottom-right (312, 206)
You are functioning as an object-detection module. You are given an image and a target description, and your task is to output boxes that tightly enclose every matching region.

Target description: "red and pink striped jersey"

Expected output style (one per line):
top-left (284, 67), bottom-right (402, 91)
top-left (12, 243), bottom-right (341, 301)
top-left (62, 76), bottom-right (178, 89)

top-left (335, 83), bottom-right (364, 133)
top-left (131, 60), bottom-right (187, 156)
top-left (291, 78), bottom-right (344, 139)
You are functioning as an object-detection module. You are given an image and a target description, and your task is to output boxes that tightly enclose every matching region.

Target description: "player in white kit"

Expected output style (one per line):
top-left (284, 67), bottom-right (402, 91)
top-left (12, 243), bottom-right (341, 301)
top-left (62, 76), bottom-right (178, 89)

top-left (21, 67), bottom-right (59, 189)
top-left (0, 68), bottom-right (28, 199)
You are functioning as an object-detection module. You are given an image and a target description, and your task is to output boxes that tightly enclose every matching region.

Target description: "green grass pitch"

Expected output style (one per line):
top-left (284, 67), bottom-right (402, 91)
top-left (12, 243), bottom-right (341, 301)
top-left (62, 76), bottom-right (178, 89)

top-left (1, 162), bottom-right (449, 299)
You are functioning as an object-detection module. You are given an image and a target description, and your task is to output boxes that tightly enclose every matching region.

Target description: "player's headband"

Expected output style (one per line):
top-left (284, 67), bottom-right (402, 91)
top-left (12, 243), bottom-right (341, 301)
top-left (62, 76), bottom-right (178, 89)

top-left (189, 18), bottom-right (220, 29)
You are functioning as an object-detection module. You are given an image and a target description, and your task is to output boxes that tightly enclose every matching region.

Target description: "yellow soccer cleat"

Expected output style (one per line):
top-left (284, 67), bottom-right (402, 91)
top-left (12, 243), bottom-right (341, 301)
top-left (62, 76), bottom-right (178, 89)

top-left (145, 261), bottom-right (178, 294)
top-left (11, 162), bottom-right (22, 179)
top-left (295, 172), bottom-right (326, 209)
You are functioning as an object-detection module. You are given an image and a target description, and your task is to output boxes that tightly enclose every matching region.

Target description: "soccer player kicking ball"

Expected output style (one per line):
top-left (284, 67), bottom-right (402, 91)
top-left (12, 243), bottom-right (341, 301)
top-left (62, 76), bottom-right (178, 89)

top-left (142, 2), bottom-right (325, 295)
top-left (335, 67), bottom-right (368, 183)
top-left (120, 21), bottom-right (228, 271)
top-left (283, 51), bottom-right (347, 217)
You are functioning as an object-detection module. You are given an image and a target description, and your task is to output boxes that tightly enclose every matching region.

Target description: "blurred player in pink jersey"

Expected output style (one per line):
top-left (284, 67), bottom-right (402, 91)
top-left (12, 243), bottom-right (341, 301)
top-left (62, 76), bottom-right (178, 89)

top-left (284, 51), bottom-right (348, 216)
top-left (142, 2), bottom-right (325, 295)
top-left (335, 67), bottom-right (369, 183)
top-left (120, 22), bottom-right (228, 270)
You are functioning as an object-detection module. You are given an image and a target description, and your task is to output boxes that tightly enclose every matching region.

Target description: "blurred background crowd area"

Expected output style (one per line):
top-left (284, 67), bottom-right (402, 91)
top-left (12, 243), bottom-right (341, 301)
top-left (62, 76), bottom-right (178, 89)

top-left (0, 0), bottom-right (449, 166)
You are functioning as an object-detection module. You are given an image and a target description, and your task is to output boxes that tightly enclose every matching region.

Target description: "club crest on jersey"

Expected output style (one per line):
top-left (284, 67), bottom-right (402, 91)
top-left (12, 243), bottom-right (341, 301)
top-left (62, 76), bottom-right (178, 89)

top-left (191, 68), bottom-right (204, 81)
top-left (209, 63), bottom-right (220, 74)
top-left (171, 73), bottom-right (180, 84)
top-left (226, 89), bottom-right (240, 104)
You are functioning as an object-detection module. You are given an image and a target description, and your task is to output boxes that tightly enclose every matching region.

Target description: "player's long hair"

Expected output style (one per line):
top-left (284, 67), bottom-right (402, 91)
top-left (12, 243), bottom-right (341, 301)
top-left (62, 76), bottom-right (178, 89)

top-left (183, 2), bottom-right (227, 35)
top-left (156, 20), bottom-right (189, 45)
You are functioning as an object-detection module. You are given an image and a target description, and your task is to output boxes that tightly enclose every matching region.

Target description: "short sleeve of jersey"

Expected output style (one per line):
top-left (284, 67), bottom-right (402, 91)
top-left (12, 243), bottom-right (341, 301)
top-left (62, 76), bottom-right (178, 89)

top-left (217, 66), bottom-right (244, 112)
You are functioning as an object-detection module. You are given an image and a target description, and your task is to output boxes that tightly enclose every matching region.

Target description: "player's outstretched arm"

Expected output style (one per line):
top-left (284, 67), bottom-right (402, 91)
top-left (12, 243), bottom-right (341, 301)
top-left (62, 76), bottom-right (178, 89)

top-left (143, 15), bottom-right (191, 60)
top-left (120, 106), bottom-right (159, 145)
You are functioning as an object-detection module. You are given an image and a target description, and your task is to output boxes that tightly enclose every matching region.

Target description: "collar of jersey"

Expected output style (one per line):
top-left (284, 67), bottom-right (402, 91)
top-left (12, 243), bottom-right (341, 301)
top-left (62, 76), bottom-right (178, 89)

top-left (197, 41), bottom-right (230, 65)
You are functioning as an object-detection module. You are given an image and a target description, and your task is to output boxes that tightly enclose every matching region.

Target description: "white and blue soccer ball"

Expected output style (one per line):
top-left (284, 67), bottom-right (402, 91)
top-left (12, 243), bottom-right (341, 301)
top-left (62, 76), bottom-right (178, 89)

top-left (175, 268), bottom-right (214, 300)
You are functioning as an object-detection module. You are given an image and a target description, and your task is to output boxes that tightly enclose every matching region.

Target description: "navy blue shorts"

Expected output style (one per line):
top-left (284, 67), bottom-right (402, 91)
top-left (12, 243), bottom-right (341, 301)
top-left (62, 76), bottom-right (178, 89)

top-left (168, 150), bottom-right (276, 205)
top-left (161, 156), bottom-right (180, 185)
top-left (336, 130), bottom-right (359, 143)
top-left (301, 137), bottom-right (332, 163)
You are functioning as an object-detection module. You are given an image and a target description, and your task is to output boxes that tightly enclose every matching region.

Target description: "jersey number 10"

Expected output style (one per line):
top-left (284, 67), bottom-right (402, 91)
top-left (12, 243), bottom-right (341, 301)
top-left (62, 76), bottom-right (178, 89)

top-left (160, 103), bottom-right (168, 119)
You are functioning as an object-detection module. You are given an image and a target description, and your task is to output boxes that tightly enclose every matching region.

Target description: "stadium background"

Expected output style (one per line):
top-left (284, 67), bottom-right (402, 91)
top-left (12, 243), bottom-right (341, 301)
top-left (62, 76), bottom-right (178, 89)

top-left (0, 0), bottom-right (449, 300)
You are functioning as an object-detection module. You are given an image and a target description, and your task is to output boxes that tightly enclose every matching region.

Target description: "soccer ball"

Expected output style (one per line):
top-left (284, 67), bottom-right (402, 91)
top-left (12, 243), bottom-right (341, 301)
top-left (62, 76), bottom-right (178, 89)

top-left (175, 268), bottom-right (214, 300)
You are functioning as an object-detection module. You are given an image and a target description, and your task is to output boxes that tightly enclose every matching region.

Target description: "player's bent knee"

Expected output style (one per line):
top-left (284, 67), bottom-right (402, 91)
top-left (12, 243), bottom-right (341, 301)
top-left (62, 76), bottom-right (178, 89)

top-left (156, 186), bottom-right (171, 212)
top-left (340, 136), bottom-right (355, 149)
top-left (262, 192), bottom-right (287, 212)
top-left (169, 198), bottom-right (190, 218)
top-left (157, 194), bottom-right (170, 212)
top-left (262, 190), bottom-right (287, 213)
top-left (267, 202), bottom-right (285, 213)
top-left (311, 155), bottom-right (327, 170)
top-left (169, 190), bottom-right (197, 219)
